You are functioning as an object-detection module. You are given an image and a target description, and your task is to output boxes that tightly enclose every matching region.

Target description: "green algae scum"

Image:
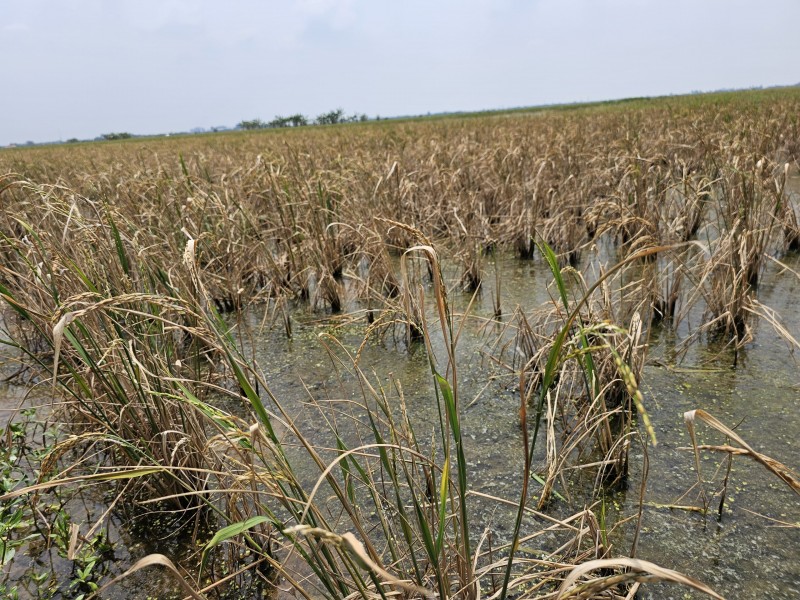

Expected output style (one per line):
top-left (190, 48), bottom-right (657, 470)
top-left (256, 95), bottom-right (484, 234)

top-left (1, 88), bottom-right (799, 599)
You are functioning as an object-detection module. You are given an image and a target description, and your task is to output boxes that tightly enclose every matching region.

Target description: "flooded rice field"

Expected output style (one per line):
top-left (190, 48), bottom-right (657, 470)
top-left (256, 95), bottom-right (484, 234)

top-left (2, 94), bottom-right (800, 599)
top-left (241, 249), bottom-right (800, 599)
top-left (2, 248), bottom-right (799, 599)
top-left (2, 245), bottom-right (800, 598)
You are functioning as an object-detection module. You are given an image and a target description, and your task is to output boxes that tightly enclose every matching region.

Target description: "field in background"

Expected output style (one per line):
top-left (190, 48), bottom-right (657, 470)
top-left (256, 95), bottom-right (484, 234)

top-left (1, 87), bottom-right (799, 599)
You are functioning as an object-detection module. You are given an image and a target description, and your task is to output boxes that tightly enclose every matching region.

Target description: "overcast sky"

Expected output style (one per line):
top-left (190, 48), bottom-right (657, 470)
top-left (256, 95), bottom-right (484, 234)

top-left (1, 0), bottom-right (799, 146)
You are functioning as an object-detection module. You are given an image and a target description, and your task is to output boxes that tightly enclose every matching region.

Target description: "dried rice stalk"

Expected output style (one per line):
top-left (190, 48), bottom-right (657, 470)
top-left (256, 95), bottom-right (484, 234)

top-left (556, 557), bottom-right (724, 599)
top-left (684, 408), bottom-right (800, 496)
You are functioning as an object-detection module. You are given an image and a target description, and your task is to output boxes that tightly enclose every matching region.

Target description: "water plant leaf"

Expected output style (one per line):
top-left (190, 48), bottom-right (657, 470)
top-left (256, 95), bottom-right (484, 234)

top-left (200, 516), bottom-right (269, 575)
top-left (539, 239), bottom-right (571, 313)
top-left (223, 343), bottom-right (277, 440)
top-left (538, 238), bottom-right (598, 398)
top-left (174, 382), bottom-right (243, 437)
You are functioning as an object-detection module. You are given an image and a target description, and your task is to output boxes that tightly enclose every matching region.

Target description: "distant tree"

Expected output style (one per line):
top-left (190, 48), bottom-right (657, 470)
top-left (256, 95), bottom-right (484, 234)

top-left (269, 113), bottom-right (308, 128)
top-left (315, 108), bottom-right (345, 125)
top-left (101, 132), bottom-right (133, 141)
top-left (269, 116), bottom-right (290, 128)
top-left (342, 113), bottom-right (367, 123)
top-left (237, 119), bottom-right (267, 130)
top-left (66, 138), bottom-right (80, 143)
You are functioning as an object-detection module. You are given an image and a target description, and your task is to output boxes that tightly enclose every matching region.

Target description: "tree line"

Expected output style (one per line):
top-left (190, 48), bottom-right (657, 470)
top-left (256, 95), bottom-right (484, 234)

top-left (237, 109), bottom-right (368, 130)
top-left (84, 109), bottom-right (368, 145)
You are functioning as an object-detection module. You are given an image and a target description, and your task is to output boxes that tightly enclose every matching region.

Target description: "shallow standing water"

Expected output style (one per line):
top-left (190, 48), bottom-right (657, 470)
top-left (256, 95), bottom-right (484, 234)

top-left (233, 246), bottom-right (800, 600)
top-left (614, 254), bottom-right (800, 599)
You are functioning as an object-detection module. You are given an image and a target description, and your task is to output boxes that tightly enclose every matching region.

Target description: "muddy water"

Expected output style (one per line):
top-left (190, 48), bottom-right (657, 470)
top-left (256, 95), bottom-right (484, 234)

top-left (614, 257), bottom-right (800, 599)
top-left (613, 177), bottom-right (800, 599)
top-left (3, 254), bottom-right (799, 598)
top-left (239, 261), bottom-right (544, 546)
top-left (237, 247), bottom-right (800, 600)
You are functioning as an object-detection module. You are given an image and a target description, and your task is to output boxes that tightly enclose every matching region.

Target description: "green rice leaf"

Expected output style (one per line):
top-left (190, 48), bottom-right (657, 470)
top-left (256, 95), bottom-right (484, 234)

top-left (200, 516), bottom-right (269, 575)
top-left (105, 209), bottom-right (130, 276)
top-left (435, 455), bottom-right (450, 555)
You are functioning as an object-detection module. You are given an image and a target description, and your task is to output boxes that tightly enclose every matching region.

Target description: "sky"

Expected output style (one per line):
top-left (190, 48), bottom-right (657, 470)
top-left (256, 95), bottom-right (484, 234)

top-left (1, 0), bottom-right (799, 146)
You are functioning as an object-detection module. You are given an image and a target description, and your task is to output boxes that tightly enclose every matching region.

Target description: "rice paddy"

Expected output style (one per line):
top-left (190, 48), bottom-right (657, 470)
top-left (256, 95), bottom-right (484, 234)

top-left (1, 87), bottom-right (799, 599)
